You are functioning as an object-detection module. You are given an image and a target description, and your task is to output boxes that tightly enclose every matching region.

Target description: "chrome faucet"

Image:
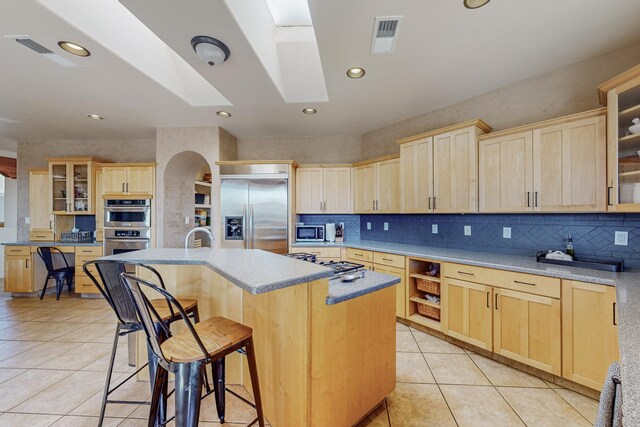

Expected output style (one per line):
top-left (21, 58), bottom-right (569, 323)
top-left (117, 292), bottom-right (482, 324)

top-left (184, 227), bottom-right (215, 248)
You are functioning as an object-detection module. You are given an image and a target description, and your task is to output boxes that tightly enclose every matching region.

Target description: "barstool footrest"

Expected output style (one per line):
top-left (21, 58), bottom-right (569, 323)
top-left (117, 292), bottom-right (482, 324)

top-left (106, 399), bottom-right (150, 406)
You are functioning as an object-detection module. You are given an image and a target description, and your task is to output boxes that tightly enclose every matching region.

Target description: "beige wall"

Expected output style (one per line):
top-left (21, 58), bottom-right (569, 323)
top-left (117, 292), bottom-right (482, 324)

top-left (16, 139), bottom-right (155, 240)
top-left (362, 41), bottom-right (640, 158)
top-left (238, 135), bottom-right (361, 163)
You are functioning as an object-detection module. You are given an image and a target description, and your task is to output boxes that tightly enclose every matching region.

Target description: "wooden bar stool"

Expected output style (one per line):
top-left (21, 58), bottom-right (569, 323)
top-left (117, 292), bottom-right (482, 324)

top-left (83, 260), bottom-right (211, 427)
top-left (121, 272), bottom-right (265, 427)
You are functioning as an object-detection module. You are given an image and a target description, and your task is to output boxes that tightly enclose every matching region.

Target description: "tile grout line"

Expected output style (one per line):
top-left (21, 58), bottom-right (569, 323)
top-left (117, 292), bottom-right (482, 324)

top-left (549, 387), bottom-right (595, 425)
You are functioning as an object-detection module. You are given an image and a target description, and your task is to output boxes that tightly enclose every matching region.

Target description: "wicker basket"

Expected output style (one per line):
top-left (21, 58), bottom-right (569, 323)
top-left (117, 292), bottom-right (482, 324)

top-left (416, 277), bottom-right (440, 295)
top-left (417, 301), bottom-right (440, 320)
top-left (620, 155), bottom-right (640, 173)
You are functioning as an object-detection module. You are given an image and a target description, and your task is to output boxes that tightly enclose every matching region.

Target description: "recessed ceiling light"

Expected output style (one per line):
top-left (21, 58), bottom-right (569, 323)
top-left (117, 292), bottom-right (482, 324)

top-left (463, 0), bottom-right (490, 9)
top-left (216, 111), bottom-right (231, 118)
top-left (86, 114), bottom-right (103, 120)
top-left (302, 108), bottom-right (317, 115)
top-left (346, 67), bottom-right (366, 79)
top-left (58, 41), bottom-right (90, 57)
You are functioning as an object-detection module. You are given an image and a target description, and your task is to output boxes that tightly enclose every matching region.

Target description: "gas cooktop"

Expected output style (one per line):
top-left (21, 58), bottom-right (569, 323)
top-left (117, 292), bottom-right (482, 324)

top-left (284, 253), bottom-right (365, 278)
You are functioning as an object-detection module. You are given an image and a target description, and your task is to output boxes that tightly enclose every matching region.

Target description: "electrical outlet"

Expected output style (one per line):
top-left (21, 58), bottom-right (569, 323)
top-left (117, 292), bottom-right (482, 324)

top-left (24, 217), bottom-right (30, 225)
top-left (185, 216), bottom-right (190, 225)
top-left (383, 222), bottom-right (389, 231)
top-left (464, 225), bottom-right (471, 236)
top-left (432, 224), bottom-right (438, 234)
top-left (503, 227), bottom-right (511, 239)
top-left (367, 222), bottom-right (371, 230)
top-left (615, 231), bottom-right (628, 246)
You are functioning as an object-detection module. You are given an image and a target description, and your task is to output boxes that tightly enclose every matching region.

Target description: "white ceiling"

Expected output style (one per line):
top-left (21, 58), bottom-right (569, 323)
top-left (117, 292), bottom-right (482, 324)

top-left (0, 0), bottom-right (639, 143)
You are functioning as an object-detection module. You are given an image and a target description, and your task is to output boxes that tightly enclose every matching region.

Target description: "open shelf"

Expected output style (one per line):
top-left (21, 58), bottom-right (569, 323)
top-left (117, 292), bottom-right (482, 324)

top-left (408, 313), bottom-right (442, 330)
top-left (409, 295), bottom-right (440, 308)
top-left (407, 258), bottom-right (442, 329)
top-left (619, 170), bottom-right (640, 178)
top-left (195, 204), bottom-right (211, 209)
top-left (619, 133), bottom-right (640, 144)
top-left (195, 180), bottom-right (212, 187)
top-left (409, 273), bottom-right (440, 283)
top-left (619, 103), bottom-right (640, 121)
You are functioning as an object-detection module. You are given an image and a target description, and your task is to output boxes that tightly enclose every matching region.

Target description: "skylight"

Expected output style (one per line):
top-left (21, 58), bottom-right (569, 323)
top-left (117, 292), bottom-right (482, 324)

top-left (265, 0), bottom-right (312, 27)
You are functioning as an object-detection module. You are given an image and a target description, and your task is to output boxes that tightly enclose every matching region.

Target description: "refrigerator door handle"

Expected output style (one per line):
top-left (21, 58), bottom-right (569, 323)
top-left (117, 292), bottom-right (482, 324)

top-left (249, 204), bottom-right (254, 249)
top-left (242, 204), bottom-right (248, 249)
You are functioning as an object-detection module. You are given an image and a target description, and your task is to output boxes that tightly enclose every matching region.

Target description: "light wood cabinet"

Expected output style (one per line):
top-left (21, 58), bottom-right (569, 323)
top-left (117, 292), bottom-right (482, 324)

top-left (441, 278), bottom-right (493, 351)
top-left (102, 164), bottom-right (154, 198)
top-left (95, 169), bottom-right (104, 242)
top-left (493, 288), bottom-right (561, 376)
top-left (373, 264), bottom-right (406, 319)
top-left (48, 158), bottom-right (98, 215)
top-left (478, 131), bottom-right (533, 212)
top-left (74, 246), bottom-right (103, 294)
top-left (598, 65), bottom-right (640, 211)
top-left (4, 247), bottom-right (33, 293)
top-left (441, 262), bottom-right (561, 375)
top-left (398, 120), bottom-right (491, 214)
top-left (296, 167), bottom-right (352, 214)
top-left (400, 137), bottom-right (433, 213)
top-left (353, 157), bottom-right (400, 213)
top-left (562, 280), bottom-right (619, 390)
top-left (29, 169), bottom-right (54, 241)
top-left (478, 110), bottom-right (606, 213)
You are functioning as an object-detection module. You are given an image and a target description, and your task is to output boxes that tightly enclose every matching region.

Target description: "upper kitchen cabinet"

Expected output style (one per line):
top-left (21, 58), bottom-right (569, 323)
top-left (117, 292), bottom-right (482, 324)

top-left (478, 109), bottom-right (606, 213)
top-left (29, 169), bottom-right (54, 241)
top-left (398, 120), bottom-right (492, 213)
top-left (598, 65), bottom-right (640, 212)
top-left (353, 155), bottom-right (400, 214)
top-left (48, 157), bottom-right (101, 215)
top-left (296, 166), bottom-right (352, 214)
top-left (101, 164), bottom-right (155, 198)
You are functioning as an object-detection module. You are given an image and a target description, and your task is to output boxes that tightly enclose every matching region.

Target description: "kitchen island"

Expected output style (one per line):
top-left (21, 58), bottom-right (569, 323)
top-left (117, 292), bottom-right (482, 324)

top-left (102, 248), bottom-right (400, 427)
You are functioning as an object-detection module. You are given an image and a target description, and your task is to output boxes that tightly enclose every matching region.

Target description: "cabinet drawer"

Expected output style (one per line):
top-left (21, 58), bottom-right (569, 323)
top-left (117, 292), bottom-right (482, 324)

top-left (75, 277), bottom-right (101, 294)
top-left (347, 259), bottom-right (373, 270)
top-left (444, 262), bottom-right (560, 298)
top-left (5, 246), bottom-right (30, 256)
top-left (293, 247), bottom-right (341, 259)
top-left (373, 252), bottom-right (405, 269)
top-left (29, 231), bottom-right (54, 242)
top-left (75, 246), bottom-right (103, 256)
top-left (346, 248), bottom-right (373, 262)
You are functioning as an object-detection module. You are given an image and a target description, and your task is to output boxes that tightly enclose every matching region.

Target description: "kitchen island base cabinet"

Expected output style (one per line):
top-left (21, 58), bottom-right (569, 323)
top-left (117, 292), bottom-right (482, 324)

top-left (136, 264), bottom-right (395, 427)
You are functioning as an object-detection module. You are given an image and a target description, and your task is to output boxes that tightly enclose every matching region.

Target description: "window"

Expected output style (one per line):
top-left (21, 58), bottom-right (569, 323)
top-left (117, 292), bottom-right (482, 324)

top-left (0, 175), bottom-right (5, 227)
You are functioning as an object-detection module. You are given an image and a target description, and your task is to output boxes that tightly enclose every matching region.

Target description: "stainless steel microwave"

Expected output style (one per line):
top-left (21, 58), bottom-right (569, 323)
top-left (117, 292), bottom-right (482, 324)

top-left (296, 225), bottom-right (325, 242)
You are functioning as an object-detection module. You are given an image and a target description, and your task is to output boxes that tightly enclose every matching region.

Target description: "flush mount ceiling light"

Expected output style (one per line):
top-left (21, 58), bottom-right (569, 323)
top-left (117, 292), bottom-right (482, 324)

top-left (346, 67), bottom-right (366, 79)
top-left (191, 36), bottom-right (230, 66)
top-left (302, 108), bottom-right (317, 115)
top-left (464, 0), bottom-right (490, 9)
top-left (86, 114), bottom-right (103, 120)
top-left (58, 41), bottom-right (90, 57)
top-left (216, 111), bottom-right (231, 118)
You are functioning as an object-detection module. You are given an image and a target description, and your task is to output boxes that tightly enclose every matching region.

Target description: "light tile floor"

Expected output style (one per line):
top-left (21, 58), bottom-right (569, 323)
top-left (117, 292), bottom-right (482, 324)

top-left (0, 282), bottom-right (598, 426)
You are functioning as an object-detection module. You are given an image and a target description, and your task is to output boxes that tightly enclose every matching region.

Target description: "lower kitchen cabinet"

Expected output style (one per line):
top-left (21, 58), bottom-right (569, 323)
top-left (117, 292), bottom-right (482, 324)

top-left (373, 263), bottom-right (406, 319)
top-left (494, 288), bottom-right (561, 376)
top-left (74, 246), bottom-right (104, 294)
top-left (4, 249), bottom-right (33, 293)
top-left (562, 280), bottom-right (619, 390)
top-left (441, 278), bottom-right (493, 351)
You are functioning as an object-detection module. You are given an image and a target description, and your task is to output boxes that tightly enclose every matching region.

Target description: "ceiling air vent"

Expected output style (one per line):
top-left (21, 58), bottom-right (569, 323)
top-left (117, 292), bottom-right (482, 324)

top-left (370, 16), bottom-right (402, 54)
top-left (5, 35), bottom-right (77, 67)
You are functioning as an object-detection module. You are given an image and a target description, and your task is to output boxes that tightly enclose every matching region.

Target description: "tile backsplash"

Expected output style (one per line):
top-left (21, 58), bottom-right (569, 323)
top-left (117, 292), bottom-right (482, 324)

top-left (360, 213), bottom-right (640, 268)
top-left (297, 215), bottom-right (361, 241)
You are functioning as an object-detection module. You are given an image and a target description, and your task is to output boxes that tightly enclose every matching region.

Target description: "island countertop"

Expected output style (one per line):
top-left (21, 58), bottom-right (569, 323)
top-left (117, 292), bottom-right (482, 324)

top-left (100, 248), bottom-right (399, 305)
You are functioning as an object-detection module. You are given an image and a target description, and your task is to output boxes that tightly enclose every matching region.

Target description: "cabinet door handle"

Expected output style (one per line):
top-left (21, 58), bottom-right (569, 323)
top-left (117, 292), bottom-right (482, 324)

top-left (495, 293), bottom-right (499, 310)
top-left (486, 291), bottom-right (490, 308)
top-left (613, 302), bottom-right (617, 326)
top-left (49, 220), bottom-right (53, 230)
top-left (428, 197), bottom-right (432, 210)
top-left (527, 192), bottom-right (530, 208)
top-left (372, 201), bottom-right (375, 211)
top-left (382, 258), bottom-right (393, 262)
top-left (607, 186), bottom-right (613, 206)
top-left (25, 258), bottom-right (30, 269)
top-left (514, 280), bottom-right (536, 287)
top-left (534, 191), bottom-right (539, 207)
top-left (433, 197), bottom-right (437, 210)
top-left (122, 183), bottom-right (125, 193)
top-left (458, 271), bottom-right (474, 276)
top-left (127, 183), bottom-right (129, 193)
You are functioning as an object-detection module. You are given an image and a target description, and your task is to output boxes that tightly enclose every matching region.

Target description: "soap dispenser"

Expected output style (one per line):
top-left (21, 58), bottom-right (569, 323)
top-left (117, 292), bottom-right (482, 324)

top-left (566, 233), bottom-right (575, 258)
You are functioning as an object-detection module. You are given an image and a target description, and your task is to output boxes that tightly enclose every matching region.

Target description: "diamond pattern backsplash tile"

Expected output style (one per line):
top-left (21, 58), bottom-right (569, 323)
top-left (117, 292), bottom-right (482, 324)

top-left (359, 213), bottom-right (640, 268)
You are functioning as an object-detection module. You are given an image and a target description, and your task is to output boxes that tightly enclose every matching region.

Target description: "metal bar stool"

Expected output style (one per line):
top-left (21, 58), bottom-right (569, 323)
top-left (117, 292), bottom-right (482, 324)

top-left (83, 260), bottom-right (210, 427)
top-left (37, 246), bottom-right (74, 300)
top-left (121, 272), bottom-right (265, 427)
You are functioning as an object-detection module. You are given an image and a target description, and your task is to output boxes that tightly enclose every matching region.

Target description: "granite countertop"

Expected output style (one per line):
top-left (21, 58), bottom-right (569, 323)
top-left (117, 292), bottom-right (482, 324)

top-left (3, 241), bottom-right (102, 247)
top-left (294, 239), bottom-right (640, 424)
top-left (327, 270), bottom-right (400, 305)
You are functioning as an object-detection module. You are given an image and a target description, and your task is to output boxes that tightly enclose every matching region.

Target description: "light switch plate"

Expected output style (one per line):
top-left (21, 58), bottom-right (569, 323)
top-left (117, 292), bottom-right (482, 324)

top-left (432, 224), bottom-right (438, 234)
top-left (615, 231), bottom-right (628, 246)
top-left (464, 225), bottom-right (471, 236)
top-left (383, 222), bottom-right (389, 231)
top-left (24, 217), bottom-right (30, 225)
top-left (367, 222), bottom-right (371, 230)
top-left (503, 227), bottom-right (511, 239)
top-left (185, 216), bottom-right (190, 225)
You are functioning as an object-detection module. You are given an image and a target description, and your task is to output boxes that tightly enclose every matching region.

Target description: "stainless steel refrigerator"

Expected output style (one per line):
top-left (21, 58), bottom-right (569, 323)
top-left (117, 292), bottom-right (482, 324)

top-left (220, 164), bottom-right (289, 254)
